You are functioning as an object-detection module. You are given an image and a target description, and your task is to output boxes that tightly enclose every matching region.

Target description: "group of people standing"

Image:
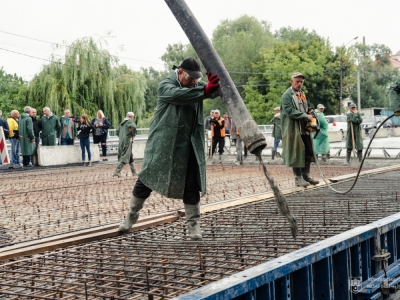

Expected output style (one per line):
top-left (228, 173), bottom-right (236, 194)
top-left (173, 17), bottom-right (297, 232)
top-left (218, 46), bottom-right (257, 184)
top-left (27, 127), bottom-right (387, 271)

top-left (0, 107), bottom-right (111, 167)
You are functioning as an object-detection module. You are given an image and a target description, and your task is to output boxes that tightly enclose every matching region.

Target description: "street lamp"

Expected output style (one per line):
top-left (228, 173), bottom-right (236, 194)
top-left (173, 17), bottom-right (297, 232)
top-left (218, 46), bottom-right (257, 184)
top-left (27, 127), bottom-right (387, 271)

top-left (339, 36), bottom-right (358, 115)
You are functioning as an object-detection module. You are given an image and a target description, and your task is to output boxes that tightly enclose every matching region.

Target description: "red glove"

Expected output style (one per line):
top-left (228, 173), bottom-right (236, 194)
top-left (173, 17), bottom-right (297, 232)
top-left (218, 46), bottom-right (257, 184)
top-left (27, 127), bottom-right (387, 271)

top-left (204, 73), bottom-right (220, 98)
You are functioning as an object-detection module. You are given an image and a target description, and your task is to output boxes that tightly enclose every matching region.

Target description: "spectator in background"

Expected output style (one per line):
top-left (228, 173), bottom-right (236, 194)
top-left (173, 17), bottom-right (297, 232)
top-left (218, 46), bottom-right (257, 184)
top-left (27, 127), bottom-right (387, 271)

top-left (210, 110), bottom-right (225, 161)
top-left (30, 108), bottom-right (41, 146)
top-left (204, 110), bottom-right (214, 131)
top-left (41, 107), bottom-right (60, 146)
top-left (59, 109), bottom-right (77, 145)
top-left (113, 112), bottom-right (137, 177)
top-left (314, 104), bottom-right (330, 162)
top-left (19, 106), bottom-right (35, 167)
top-left (346, 103), bottom-right (363, 164)
top-left (223, 112), bottom-right (232, 147)
top-left (91, 110), bottom-right (110, 161)
top-left (7, 110), bottom-right (20, 166)
top-left (0, 110), bottom-right (9, 165)
top-left (231, 120), bottom-right (243, 165)
top-left (270, 106), bottom-right (282, 160)
top-left (77, 114), bottom-right (93, 166)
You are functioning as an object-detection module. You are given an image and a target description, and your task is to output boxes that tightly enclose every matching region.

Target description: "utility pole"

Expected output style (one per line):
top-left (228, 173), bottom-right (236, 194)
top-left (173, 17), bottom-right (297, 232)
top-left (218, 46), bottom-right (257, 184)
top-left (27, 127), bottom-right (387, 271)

top-left (339, 36), bottom-right (358, 115)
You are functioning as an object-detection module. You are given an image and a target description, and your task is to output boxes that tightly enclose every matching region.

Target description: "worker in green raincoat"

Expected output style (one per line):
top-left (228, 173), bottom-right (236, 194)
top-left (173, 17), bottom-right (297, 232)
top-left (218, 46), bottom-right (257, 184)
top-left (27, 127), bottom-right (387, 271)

top-left (389, 77), bottom-right (400, 116)
top-left (119, 58), bottom-right (220, 240)
top-left (113, 112), bottom-right (137, 177)
top-left (346, 103), bottom-right (363, 164)
top-left (280, 72), bottom-right (319, 187)
top-left (41, 107), bottom-right (60, 146)
top-left (19, 106), bottom-right (35, 167)
top-left (313, 104), bottom-right (330, 162)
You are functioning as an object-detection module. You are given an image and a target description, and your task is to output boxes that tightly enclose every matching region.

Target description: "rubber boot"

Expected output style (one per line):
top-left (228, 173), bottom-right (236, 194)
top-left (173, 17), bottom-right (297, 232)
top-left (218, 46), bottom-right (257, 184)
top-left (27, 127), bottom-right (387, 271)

top-left (118, 195), bottom-right (146, 233)
top-left (321, 154), bottom-right (327, 162)
top-left (218, 154), bottom-right (222, 162)
top-left (301, 161), bottom-right (319, 185)
top-left (357, 150), bottom-right (362, 162)
top-left (346, 150), bottom-right (351, 165)
top-left (184, 203), bottom-right (203, 240)
top-left (271, 150), bottom-right (276, 160)
top-left (113, 162), bottom-right (125, 177)
top-left (129, 163), bottom-right (138, 176)
top-left (293, 167), bottom-right (310, 187)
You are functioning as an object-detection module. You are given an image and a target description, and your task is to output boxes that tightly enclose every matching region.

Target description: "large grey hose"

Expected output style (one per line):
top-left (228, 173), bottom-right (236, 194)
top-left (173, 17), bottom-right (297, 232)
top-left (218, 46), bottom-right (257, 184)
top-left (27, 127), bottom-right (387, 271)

top-left (164, 0), bottom-right (266, 154)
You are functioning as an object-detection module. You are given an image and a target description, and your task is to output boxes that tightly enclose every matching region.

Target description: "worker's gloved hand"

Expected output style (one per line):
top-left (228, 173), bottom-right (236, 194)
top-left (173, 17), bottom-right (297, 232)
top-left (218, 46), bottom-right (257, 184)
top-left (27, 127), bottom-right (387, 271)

top-left (394, 110), bottom-right (400, 117)
top-left (204, 73), bottom-right (220, 98)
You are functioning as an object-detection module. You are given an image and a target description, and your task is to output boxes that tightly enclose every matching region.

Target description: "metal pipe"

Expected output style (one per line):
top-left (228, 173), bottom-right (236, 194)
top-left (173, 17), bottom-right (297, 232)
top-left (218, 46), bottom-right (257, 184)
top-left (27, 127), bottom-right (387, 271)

top-left (164, 0), bottom-right (266, 154)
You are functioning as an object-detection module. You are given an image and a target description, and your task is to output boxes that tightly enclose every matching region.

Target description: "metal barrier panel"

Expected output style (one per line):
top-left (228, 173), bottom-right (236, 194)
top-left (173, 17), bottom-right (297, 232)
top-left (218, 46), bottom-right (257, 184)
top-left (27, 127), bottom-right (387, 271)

top-left (175, 212), bottom-right (400, 300)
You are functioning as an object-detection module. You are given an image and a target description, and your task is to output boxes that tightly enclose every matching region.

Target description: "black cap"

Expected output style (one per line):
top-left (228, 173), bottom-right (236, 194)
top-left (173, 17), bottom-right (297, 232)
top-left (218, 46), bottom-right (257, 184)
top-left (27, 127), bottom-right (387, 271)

top-left (179, 58), bottom-right (202, 79)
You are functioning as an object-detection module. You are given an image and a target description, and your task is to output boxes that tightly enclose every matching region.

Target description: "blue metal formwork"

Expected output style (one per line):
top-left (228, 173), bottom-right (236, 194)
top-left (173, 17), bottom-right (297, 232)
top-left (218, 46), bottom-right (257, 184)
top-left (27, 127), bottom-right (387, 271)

top-left (174, 212), bottom-right (400, 300)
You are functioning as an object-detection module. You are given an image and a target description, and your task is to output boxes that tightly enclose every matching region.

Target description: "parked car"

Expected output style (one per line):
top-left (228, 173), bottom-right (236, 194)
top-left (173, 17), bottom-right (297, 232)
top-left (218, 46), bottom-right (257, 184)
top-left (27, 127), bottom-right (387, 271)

top-left (361, 115), bottom-right (393, 134)
top-left (325, 115), bottom-right (347, 139)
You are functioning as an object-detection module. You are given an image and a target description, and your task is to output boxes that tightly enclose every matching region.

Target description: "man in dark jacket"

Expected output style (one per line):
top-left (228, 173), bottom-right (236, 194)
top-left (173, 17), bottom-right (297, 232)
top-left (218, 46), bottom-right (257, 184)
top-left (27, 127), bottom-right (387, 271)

top-left (30, 108), bottom-right (41, 146)
top-left (113, 112), bottom-right (137, 177)
top-left (119, 57), bottom-right (220, 240)
top-left (19, 106), bottom-right (35, 167)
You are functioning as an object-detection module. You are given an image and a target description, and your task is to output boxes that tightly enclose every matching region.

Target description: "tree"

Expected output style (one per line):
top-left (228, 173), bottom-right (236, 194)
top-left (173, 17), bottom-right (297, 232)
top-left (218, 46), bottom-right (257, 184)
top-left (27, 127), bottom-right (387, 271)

top-left (28, 37), bottom-right (147, 127)
top-left (0, 68), bottom-right (28, 117)
top-left (244, 28), bottom-right (339, 123)
top-left (350, 43), bottom-right (399, 108)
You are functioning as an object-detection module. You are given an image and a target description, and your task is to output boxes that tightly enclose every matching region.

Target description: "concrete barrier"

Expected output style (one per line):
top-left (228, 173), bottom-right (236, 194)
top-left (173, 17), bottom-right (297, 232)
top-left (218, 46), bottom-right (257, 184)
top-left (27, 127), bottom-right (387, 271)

top-left (327, 130), bottom-right (343, 142)
top-left (369, 128), bottom-right (389, 138)
top-left (391, 128), bottom-right (400, 137)
top-left (37, 145), bottom-right (100, 166)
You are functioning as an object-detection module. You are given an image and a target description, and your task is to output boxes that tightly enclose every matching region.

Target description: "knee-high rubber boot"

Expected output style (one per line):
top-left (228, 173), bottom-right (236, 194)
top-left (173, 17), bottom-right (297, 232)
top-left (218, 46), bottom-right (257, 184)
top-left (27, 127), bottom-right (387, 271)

top-left (346, 150), bottom-right (351, 165)
top-left (129, 163), bottom-right (138, 176)
top-left (184, 203), bottom-right (202, 240)
top-left (271, 150), bottom-right (276, 160)
top-left (113, 162), bottom-right (125, 177)
top-left (293, 167), bottom-right (310, 187)
top-left (118, 195), bottom-right (146, 233)
top-left (302, 161), bottom-right (319, 185)
top-left (357, 150), bottom-right (363, 162)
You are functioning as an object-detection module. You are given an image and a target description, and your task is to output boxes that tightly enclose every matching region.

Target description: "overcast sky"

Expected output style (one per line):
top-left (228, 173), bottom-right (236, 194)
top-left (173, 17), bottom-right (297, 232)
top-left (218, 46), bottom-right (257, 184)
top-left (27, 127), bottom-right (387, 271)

top-left (1, 0), bottom-right (399, 81)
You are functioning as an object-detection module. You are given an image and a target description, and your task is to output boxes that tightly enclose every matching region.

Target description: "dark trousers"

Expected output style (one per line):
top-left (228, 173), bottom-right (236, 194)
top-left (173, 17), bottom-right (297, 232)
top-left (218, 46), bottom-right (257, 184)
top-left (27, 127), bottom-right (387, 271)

top-left (22, 155), bottom-right (31, 166)
top-left (61, 137), bottom-right (74, 145)
top-left (211, 136), bottom-right (225, 155)
top-left (293, 134), bottom-right (314, 176)
top-left (93, 134), bottom-right (107, 157)
top-left (133, 146), bottom-right (200, 205)
top-left (80, 137), bottom-right (91, 161)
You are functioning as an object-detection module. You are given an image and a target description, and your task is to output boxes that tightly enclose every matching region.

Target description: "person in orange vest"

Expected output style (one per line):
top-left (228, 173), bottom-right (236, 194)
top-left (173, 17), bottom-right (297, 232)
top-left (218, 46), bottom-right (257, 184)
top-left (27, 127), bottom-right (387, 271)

top-left (210, 110), bottom-right (225, 161)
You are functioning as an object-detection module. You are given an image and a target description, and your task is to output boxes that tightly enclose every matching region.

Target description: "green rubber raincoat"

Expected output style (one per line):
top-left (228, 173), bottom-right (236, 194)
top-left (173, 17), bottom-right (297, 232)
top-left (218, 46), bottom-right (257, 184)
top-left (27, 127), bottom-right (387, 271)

top-left (313, 110), bottom-right (330, 155)
top-left (280, 87), bottom-right (313, 168)
top-left (19, 113), bottom-right (35, 156)
top-left (389, 77), bottom-right (400, 113)
top-left (41, 114), bottom-right (60, 146)
top-left (139, 70), bottom-right (207, 199)
top-left (346, 112), bottom-right (363, 150)
top-left (116, 118), bottom-right (136, 164)
top-left (270, 113), bottom-right (282, 139)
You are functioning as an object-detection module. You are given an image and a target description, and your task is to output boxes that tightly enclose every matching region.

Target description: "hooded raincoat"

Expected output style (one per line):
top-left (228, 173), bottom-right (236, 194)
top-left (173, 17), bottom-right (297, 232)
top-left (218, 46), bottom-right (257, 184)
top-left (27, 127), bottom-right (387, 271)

top-left (280, 87), bottom-right (313, 167)
top-left (139, 70), bottom-right (207, 199)
top-left (116, 118), bottom-right (136, 164)
top-left (41, 114), bottom-right (60, 146)
top-left (19, 113), bottom-right (35, 156)
top-left (313, 110), bottom-right (330, 154)
top-left (346, 112), bottom-right (363, 150)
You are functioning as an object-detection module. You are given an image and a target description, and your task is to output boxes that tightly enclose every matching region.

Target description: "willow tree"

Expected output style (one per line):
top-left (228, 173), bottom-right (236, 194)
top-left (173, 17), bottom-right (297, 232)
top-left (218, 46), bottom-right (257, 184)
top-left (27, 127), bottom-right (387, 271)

top-left (28, 37), bottom-right (146, 127)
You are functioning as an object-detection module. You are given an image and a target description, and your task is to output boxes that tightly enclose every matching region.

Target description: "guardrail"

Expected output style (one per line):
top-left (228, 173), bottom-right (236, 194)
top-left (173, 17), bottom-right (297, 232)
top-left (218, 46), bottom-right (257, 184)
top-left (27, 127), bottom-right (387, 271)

top-left (175, 212), bottom-right (400, 300)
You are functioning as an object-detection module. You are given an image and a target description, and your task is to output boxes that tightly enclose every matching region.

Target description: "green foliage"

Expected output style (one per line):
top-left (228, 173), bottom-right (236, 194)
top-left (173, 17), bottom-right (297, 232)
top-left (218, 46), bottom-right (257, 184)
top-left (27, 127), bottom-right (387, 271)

top-left (0, 68), bottom-right (28, 117)
top-left (244, 28), bottom-right (339, 123)
top-left (28, 37), bottom-right (147, 127)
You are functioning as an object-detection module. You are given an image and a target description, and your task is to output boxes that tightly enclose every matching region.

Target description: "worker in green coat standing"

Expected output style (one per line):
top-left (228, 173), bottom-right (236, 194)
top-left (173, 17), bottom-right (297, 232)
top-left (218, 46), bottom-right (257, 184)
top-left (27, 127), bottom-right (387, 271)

top-left (313, 104), bottom-right (330, 162)
top-left (389, 77), bottom-right (400, 116)
top-left (41, 107), bottom-right (61, 146)
top-left (119, 58), bottom-right (220, 240)
top-left (19, 106), bottom-right (36, 167)
top-left (280, 72), bottom-right (319, 187)
top-left (113, 112), bottom-right (137, 177)
top-left (346, 103), bottom-right (363, 164)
